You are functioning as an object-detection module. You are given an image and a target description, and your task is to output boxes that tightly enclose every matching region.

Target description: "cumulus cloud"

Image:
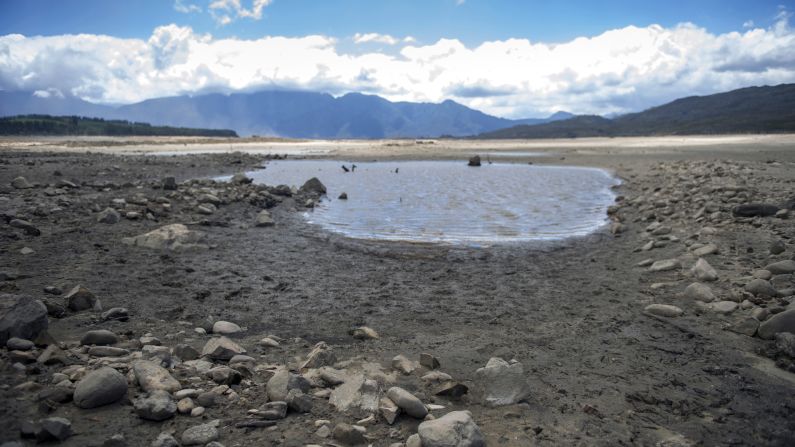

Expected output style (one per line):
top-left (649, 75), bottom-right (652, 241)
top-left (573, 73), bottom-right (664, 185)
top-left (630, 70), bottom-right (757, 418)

top-left (209, 0), bottom-right (272, 25)
top-left (353, 33), bottom-right (399, 45)
top-left (2, 13), bottom-right (795, 118)
top-left (174, 0), bottom-right (201, 14)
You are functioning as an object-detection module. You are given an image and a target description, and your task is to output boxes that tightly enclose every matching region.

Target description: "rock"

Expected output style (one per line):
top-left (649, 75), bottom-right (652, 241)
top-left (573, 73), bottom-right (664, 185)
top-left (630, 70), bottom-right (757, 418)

top-left (350, 326), bottom-right (380, 340)
top-left (152, 433), bottom-right (180, 447)
top-left (177, 397), bottom-right (195, 414)
top-left (338, 192), bottom-right (348, 200)
top-left (230, 173), bottom-right (252, 184)
top-left (683, 282), bottom-right (715, 302)
top-left (65, 285), bottom-right (101, 312)
top-left (386, 387), bottom-right (428, 418)
top-left (301, 342), bottom-right (336, 369)
top-left (266, 369), bottom-right (311, 402)
top-left (691, 258), bottom-right (718, 281)
top-left (196, 391), bottom-right (220, 408)
top-left (73, 367), bottom-right (128, 408)
top-left (259, 336), bottom-right (280, 347)
top-left (733, 203), bottom-right (780, 217)
top-left (10, 219), bottom-right (41, 236)
top-left (474, 357), bottom-right (529, 406)
top-left (407, 434), bottom-right (422, 447)
top-left (202, 337), bottom-right (246, 360)
top-left (173, 344), bottom-right (200, 361)
top-left (649, 259), bottom-right (680, 272)
top-left (286, 388), bottom-right (313, 413)
top-left (88, 346), bottom-right (129, 357)
top-left (212, 321), bottom-right (242, 335)
top-left (765, 260), bottom-right (795, 275)
top-left (332, 423), bottom-right (366, 446)
top-left (418, 410), bottom-right (485, 447)
top-left (101, 307), bottom-right (129, 321)
top-left (0, 294), bottom-right (48, 345)
top-left (181, 423), bottom-right (219, 446)
top-left (122, 224), bottom-right (207, 251)
top-left (36, 417), bottom-right (73, 442)
top-left (329, 373), bottom-right (380, 418)
top-left (775, 333), bottom-right (795, 357)
top-left (770, 240), bottom-right (786, 255)
top-left (102, 434), bottom-right (127, 447)
top-left (162, 177), bottom-right (178, 191)
top-left (433, 381), bottom-right (469, 398)
top-left (379, 397), bottom-right (400, 424)
top-left (468, 156), bottom-right (481, 167)
top-left (133, 360), bottom-right (181, 393)
top-left (392, 354), bottom-right (417, 375)
top-left (752, 269), bottom-right (773, 280)
top-left (758, 309), bottom-right (795, 339)
top-left (38, 385), bottom-right (74, 404)
top-left (692, 243), bottom-right (718, 256)
top-left (135, 390), bottom-right (177, 421)
top-left (97, 208), bottom-right (121, 224)
top-left (420, 353), bottom-right (441, 370)
top-left (197, 204), bottom-right (216, 215)
top-left (300, 177), bottom-right (327, 195)
top-left (191, 407), bottom-right (205, 417)
top-left (728, 317), bottom-right (759, 336)
top-left (255, 210), bottom-right (274, 227)
top-left (258, 401), bottom-right (288, 419)
top-left (80, 329), bottom-right (119, 346)
top-left (11, 176), bottom-right (33, 189)
top-left (644, 304), bottom-right (683, 317)
top-left (745, 279), bottom-right (778, 297)
top-left (7, 337), bottom-right (35, 350)
top-left (206, 366), bottom-right (242, 385)
top-left (711, 301), bottom-right (738, 314)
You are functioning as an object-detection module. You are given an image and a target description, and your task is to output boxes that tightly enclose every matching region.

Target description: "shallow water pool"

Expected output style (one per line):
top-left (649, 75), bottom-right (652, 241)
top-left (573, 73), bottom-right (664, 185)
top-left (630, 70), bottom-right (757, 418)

top-left (243, 160), bottom-right (619, 244)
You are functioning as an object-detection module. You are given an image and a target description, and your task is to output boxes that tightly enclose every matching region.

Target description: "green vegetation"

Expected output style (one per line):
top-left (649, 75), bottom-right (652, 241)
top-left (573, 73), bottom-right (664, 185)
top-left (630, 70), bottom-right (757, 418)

top-left (0, 115), bottom-right (238, 137)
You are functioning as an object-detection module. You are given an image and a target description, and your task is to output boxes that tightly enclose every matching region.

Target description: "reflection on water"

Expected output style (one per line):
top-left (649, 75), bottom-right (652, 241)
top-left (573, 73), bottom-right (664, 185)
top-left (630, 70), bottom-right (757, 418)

top-left (244, 160), bottom-right (619, 244)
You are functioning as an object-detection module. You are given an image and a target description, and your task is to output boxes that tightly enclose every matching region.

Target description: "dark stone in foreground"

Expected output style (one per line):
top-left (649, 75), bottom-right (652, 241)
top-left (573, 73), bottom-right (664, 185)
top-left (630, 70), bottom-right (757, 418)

top-left (0, 294), bottom-right (48, 345)
top-left (300, 177), bottom-right (326, 195)
top-left (733, 203), bottom-right (780, 217)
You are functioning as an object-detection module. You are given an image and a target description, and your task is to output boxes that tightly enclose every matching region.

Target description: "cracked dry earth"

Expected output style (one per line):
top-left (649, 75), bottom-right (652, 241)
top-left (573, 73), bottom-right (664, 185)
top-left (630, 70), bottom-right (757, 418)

top-left (1, 148), bottom-right (795, 447)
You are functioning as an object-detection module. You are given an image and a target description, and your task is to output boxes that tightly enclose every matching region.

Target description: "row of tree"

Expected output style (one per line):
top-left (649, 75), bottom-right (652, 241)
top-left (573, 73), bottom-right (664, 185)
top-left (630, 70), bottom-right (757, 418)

top-left (0, 115), bottom-right (238, 137)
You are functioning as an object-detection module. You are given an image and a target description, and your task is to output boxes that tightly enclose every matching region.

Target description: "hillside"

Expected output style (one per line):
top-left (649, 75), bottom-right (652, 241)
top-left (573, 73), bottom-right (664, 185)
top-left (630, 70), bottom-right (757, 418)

top-left (0, 115), bottom-right (238, 137)
top-left (478, 84), bottom-right (795, 139)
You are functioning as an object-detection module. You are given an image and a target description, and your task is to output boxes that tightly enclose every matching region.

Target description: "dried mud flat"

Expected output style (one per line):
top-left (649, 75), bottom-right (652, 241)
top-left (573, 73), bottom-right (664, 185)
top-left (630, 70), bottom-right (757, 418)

top-left (1, 138), bottom-right (795, 447)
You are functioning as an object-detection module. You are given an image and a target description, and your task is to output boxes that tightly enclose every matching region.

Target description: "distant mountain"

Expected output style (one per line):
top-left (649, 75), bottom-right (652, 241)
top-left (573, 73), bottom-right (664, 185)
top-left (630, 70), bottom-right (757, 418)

top-left (478, 84), bottom-right (795, 138)
top-left (0, 90), bottom-right (569, 138)
top-left (0, 115), bottom-right (237, 137)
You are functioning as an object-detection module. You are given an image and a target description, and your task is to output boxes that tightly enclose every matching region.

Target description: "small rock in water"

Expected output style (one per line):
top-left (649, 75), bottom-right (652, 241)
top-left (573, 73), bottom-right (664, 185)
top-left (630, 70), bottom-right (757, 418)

top-left (468, 155), bottom-right (481, 167)
top-left (300, 177), bottom-right (327, 195)
top-left (417, 410), bottom-right (485, 447)
top-left (338, 192), bottom-right (348, 200)
top-left (644, 304), bottom-right (683, 318)
top-left (691, 258), bottom-right (718, 281)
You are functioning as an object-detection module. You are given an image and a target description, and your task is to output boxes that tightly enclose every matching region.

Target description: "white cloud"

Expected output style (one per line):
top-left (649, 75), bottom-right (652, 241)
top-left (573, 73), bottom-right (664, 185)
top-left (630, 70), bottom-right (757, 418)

top-left (353, 33), bottom-right (399, 45)
top-left (743, 20), bottom-right (755, 29)
top-left (456, 0), bottom-right (465, 5)
top-left (174, 0), bottom-right (201, 14)
top-left (209, 0), bottom-right (272, 26)
top-left (2, 13), bottom-right (795, 118)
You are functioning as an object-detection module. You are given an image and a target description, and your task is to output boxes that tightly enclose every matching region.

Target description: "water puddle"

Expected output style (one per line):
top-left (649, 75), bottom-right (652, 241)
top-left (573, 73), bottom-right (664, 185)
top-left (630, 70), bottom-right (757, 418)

top-left (240, 160), bottom-right (619, 245)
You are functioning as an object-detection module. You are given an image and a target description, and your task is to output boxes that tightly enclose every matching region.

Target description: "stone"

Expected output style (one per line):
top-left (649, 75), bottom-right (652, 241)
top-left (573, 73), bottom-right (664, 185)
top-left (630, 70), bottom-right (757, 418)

top-left (7, 337), bottom-right (35, 350)
top-left (80, 329), bottom-right (119, 346)
top-left (97, 208), bottom-right (121, 224)
top-left (474, 357), bottom-right (529, 406)
top-left (259, 336), bottom-right (280, 347)
top-left (386, 387), bottom-right (428, 418)
top-left (287, 388), bottom-right (313, 413)
top-left (770, 240), bottom-right (786, 255)
top-left (196, 392), bottom-right (219, 408)
top-left (103, 434), bottom-right (127, 447)
top-left (230, 173), bottom-right (252, 184)
top-left (88, 346), bottom-right (129, 357)
top-left (10, 219), bottom-right (41, 236)
top-left (468, 155), bottom-right (481, 167)
top-left (752, 269), bottom-right (773, 280)
top-left (684, 282), bottom-right (715, 302)
top-left (338, 192), bottom-right (348, 200)
top-left (433, 381), bottom-right (469, 398)
top-left (711, 301), bottom-right (738, 314)
top-left (775, 333), bottom-right (795, 357)
top-left (191, 407), bottom-right (205, 417)
top-left (152, 433), bottom-right (179, 447)
top-left (319, 367), bottom-right (347, 386)
top-left (752, 307), bottom-right (770, 321)
top-left (745, 279), bottom-right (778, 297)
top-left (197, 204), bottom-right (216, 215)
top-left (301, 342), bottom-right (336, 369)
top-left (332, 423), bottom-right (366, 446)
top-left (329, 373), bottom-right (380, 418)
top-left (181, 423), bottom-right (219, 446)
top-left (0, 294), bottom-right (48, 345)
top-left (65, 285), bottom-right (101, 312)
top-left (351, 326), bottom-right (379, 340)
top-left (728, 317), bottom-right (759, 336)
top-left (73, 367), bottom-right (128, 408)
top-left (691, 258), bottom-right (718, 281)
top-left (765, 260), bottom-right (795, 275)
top-left (122, 224), bottom-right (207, 251)
top-left (11, 176), bottom-right (33, 189)
top-left (649, 259), bottom-right (680, 272)
top-left (207, 366), bottom-right (242, 385)
top-left (692, 243), bottom-right (718, 256)
top-left (36, 417), bottom-right (73, 442)
top-left (645, 304), bottom-right (683, 317)
top-left (258, 401), bottom-right (288, 419)
top-left (38, 385), bottom-right (74, 403)
top-left (733, 203), bottom-right (780, 217)
top-left (392, 354), bottom-right (417, 375)
top-left (101, 307), bottom-right (129, 322)
top-left (266, 369), bottom-right (311, 402)
top-left (379, 397), bottom-right (400, 424)
top-left (417, 410), bottom-right (485, 447)
top-left (758, 309), bottom-right (795, 339)
top-left (256, 210), bottom-right (275, 227)
top-left (212, 321), bottom-right (242, 335)
top-left (300, 177), bottom-right (327, 195)
top-left (202, 337), bottom-right (246, 360)
top-left (420, 353), bottom-right (441, 370)
top-left (135, 390), bottom-right (177, 421)
top-left (177, 397), bottom-right (195, 414)
top-left (174, 344), bottom-right (200, 361)
top-left (162, 177), bottom-right (178, 191)
top-left (422, 371), bottom-right (452, 383)
top-left (133, 360), bottom-right (181, 393)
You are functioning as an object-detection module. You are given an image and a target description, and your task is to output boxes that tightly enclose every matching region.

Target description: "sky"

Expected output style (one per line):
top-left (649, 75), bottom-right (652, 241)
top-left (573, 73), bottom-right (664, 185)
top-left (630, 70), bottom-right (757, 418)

top-left (1, 0), bottom-right (795, 118)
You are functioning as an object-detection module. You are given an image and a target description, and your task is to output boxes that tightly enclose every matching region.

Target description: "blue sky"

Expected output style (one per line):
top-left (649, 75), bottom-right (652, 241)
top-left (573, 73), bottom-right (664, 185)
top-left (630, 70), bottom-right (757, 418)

top-left (1, 1), bottom-right (795, 118)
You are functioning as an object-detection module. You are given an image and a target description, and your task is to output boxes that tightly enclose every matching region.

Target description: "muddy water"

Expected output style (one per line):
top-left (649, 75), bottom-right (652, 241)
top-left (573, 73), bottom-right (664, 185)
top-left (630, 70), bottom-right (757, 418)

top-left (244, 160), bottom-right (620, 244)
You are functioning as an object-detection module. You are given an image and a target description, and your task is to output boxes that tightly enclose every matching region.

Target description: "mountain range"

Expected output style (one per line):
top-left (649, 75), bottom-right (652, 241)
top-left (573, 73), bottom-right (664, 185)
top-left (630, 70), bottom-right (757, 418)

top-left (478, 84), bottom-right (795, 138)
top-left (0, 90), bottom-right (571, 138)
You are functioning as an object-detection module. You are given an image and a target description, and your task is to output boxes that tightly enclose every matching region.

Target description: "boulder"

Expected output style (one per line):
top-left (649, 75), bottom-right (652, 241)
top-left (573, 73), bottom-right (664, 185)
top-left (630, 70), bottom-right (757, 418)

top-left (329, 373), bottom-right (380, 418)
top-left (73, 367), bottom-right (128, 409)
top-left (11, 176), bottom-right (33, 189)
top-left (299, 177), bottom-right (327, 195)
top-left (65, 285), bottom-right (101, 312)
top-left (211, 321), bottom-right (242, 335)
top-left (386, 387), bottom-right (428, 418)
top-left (765, 260), bottom-right (795, 275)
top-left (732, 203), bottom-right (780, 217)
top-left (683, 282), bottom-right (715, 302)
top-left (133, 360), bottom-right (181, 393)
top-left (202, 337), bottom-right (246, 360)
top-left (691, 258), bottom-right (718, 281)
top-left (266, 369), bottom-right (311, 402)
top-left (473, 357), bottom-right (529, 406)
top-left (181, 423), bottom-right (219, 446)
top-left (758, 309), bottom-right (795, 340)
top-left (418, 411), bottom-right (485, 447)
top-left (745, 279), bottom-right (778, 297)
top-left (80, 329), bottom-right (119, 346)
top-left (468, 156), bottom-right (481, 167)
top-left (121, 224), bottom-right (207, 251)
top-left (134, 390), bottom-right (177, 421)
top-left (0, 294), bottom-right (48, 345)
